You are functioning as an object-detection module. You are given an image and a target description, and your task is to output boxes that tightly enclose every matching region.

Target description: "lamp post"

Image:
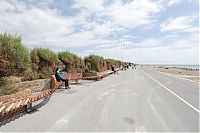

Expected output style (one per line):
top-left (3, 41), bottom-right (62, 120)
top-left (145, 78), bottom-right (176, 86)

top-left (120, 42), bottom-right (125, 68)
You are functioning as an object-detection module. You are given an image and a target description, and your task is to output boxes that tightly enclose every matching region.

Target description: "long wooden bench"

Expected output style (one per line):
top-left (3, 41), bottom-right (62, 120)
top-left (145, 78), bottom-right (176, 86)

top-left (0, 76), bottom-right (60, 121)
top-left (0, 70), bottom-right (117, 122)
top-left (0, 89), bottom-right (32, 104)
top-left (0, 96), bottom-right (32, 119)
top-left (64, 72), bottom-right (82, 84)
top-left (50, 75), bottom-right (62, 90)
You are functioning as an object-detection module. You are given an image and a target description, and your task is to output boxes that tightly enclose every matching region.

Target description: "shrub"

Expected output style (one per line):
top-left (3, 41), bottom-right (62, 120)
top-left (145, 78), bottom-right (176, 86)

top-left (84, 55), bottom-right (106, 72)
top-left (0, 84), bottom-right (20, 96)
top-left (0, 33), bottom-right (31, 77)
top-left (105, 58), bottom-right (122, 70)
top-left (58, 51), bottom-right (84, 72)
top-left (30, 48), bottom-right (60, 78)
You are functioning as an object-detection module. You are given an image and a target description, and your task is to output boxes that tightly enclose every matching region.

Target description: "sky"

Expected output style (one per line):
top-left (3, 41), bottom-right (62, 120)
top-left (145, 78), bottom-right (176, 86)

top-left (0, 0), bottom-right (199, 64)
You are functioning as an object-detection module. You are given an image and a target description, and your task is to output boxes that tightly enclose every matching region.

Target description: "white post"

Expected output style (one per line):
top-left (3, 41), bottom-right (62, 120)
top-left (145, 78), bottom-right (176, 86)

top-left (120, 42), bottom-right (122, 68)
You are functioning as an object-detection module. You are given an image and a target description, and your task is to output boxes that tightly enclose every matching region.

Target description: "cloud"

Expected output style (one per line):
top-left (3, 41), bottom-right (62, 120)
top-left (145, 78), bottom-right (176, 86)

top-left (124, 46), bottom-right (198, 64)
top-left (73, 0), bottom-right (104, 12)
top-left (105, 0), bottom-right (162, 27)
top-left (0, 0), bottom-right (15, 11)
top-left (0, 0), bottom-right (75, 47)
top-left (167, 0), bottom-right (184, 6)
top-left (0, 0), bottom-right (198, 64)
top-left (73, 0), bottom-right (163, 30)
top-left (120, 35), bottom-right (198, 64)
top-left (167, 0), bottom-right (195, 6)
top-left (0, 0), bottom-right (164, 46)
top-left (160, 16), bottom-right (197, 32)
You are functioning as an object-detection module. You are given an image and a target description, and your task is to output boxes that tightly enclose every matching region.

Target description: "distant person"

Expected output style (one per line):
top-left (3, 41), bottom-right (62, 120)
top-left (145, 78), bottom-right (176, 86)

top-left (123, 65), bottom-right (127, 70)
top-left (134, 64), bottom-right (137, 69)
top-left (112, 65), bottom-right (119, 74)
top-left (55, 68), bottom-right (71, 89)
top-left (132, 64), bottom-right (134, 69)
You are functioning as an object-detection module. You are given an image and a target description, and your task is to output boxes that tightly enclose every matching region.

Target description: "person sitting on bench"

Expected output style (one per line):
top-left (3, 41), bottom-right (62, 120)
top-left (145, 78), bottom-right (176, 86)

top-left (55, 68), bottom-right (71, 89)
top-left (112, 65), bottom-right (119, 74)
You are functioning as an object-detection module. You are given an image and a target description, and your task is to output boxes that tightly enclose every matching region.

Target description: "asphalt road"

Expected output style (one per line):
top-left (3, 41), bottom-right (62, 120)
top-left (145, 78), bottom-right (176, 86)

top-left (0, 67), bottom-right (199, 132)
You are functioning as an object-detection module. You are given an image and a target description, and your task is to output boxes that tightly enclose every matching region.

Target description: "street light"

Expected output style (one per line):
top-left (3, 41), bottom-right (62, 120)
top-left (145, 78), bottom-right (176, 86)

top-left (120, 42), bottom-right (125, 68)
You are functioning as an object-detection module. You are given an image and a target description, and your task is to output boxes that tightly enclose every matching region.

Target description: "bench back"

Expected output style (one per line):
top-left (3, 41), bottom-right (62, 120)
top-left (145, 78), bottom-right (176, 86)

top-left (0, 89), bottom-right (32, 104)
top-left (64, 72), bottom-right (82, 79)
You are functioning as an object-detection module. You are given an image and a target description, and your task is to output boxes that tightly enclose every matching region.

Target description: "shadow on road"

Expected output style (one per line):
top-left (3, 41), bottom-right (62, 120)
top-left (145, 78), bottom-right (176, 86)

top-left (55, 88), bottom-right (78, 94)
top-left (123, 117), bottom-right (135, 125)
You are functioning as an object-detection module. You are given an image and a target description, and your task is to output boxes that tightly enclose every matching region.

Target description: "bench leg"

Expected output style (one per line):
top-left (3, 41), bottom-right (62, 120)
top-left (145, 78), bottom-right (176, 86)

top-left (26, 102), bottom-right (32, 113)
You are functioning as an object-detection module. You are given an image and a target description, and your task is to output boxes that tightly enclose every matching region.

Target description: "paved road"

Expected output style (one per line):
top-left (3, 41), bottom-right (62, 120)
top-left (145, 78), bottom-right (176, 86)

top-left (0, 67), bottom-right (199, 132)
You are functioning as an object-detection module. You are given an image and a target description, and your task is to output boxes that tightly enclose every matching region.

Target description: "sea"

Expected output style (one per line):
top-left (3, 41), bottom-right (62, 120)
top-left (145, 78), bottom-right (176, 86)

top-left (156, 64), bottom-right (199, 69)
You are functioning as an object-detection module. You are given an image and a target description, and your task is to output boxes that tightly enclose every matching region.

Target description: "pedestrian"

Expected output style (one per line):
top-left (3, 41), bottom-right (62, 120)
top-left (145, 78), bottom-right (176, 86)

top-left (134, 64), bottom-right (136, 69)
top-left (55, 67), bottom-right (71, 89)
top-left (112, 65), bottom-right (119, 74)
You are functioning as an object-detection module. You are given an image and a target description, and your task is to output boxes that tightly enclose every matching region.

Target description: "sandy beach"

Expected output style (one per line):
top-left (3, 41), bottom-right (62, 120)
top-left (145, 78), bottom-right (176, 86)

top-left (144, 65), bottom-right (199, 83)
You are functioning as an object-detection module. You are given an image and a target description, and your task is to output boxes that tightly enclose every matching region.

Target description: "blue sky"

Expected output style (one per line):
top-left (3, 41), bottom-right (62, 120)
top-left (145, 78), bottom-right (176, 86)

top-left (0, 0), bottom-right (199, 64)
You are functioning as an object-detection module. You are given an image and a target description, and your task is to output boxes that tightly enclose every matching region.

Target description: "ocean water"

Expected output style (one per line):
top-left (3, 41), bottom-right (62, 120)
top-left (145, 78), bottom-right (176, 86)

top-left (158, 64), bottom-right (199, 69)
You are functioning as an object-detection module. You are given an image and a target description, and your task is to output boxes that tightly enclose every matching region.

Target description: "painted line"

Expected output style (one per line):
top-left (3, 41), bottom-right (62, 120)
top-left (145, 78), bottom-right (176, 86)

top-left (152, 69), bottom-right (199, 83)
top-left (140, 69), bottom-right (200, 114)
top-left (145, 67), bottom-right (199, 83)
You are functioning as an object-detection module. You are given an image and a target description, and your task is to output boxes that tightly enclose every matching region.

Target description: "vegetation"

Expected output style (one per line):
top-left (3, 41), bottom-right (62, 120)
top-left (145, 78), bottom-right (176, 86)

top-left (0, 33), bottom-right (125, 96)
top-left (0, 84), bottom-right (20, 96)
top-left (84, 55), bottom-right (106, 72)
top-left (0, 33), bottom-right (31, 77)
top-left (105, 58), bottom-right (122, 70)
top-left (30, 48), bottom-right (61, 79)
top-left (58, 51), bottom-right (84, 72)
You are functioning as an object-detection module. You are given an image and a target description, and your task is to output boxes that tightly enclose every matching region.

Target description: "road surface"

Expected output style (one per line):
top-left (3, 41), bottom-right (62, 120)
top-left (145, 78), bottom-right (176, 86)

top-left (0, 67), bottom-right (199, 132)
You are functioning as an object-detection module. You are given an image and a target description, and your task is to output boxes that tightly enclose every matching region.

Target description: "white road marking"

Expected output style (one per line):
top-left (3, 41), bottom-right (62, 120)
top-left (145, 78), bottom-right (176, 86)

top-left (135, 125), bottom-right (147, 132)
top-left (48, 83), bottom-right (120, 131)
top-left (132, 93), bottom-right (138, 96)
top-left (97, 88), bottom-right (116, 100)
top-left (55, 119), bottom-right (69, 125)
top-left (140, 69), bottom-right (200, 114)
top-left (149, 68), bottom-right (199, 83)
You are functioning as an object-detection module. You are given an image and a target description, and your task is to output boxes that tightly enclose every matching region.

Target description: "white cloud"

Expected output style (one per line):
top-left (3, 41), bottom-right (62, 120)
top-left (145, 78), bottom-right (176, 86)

top-left (124, 46), bottom-right (198, 64)
top-left (160, 16), bottom-right (196, 32)
top-left (167, 0), bottom-right (194, 6)
top-left (0, 1), bottom-right (75, 47)
top-left (73, 0), bottom-right (104, 12)
top-left (167, 0), bottom-right (184, 6)
top-left (0, 1), bottom-right (15, 11)
top-left (105, 0), bottom-right (162, 27)
top-left (121, 36), bottom-right (198, 64)
top-left (73, 0), bottom-right (163, 30)
top-left (0, 0), bottom-right (164, 49)
top-left (0, 0), bottom-right (198, 64)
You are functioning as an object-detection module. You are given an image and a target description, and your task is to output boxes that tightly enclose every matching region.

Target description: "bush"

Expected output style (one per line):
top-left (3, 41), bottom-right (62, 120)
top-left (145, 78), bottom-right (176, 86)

top-left (0, 84), bottom-right (20, 96)
top-left (105, 58), bottom-right (122, 70)
top-left (30, 48), bottom-right (60, 79)
top-left (0, 33), bottom-right (31, 77)
top-left (58, 51), bottom-right (84, 72)
top-left (84, 55), bottom-right (107, 72)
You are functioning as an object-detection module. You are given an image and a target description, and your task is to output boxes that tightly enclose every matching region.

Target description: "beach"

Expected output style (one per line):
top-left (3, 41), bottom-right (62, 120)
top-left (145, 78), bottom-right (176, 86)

top-left (144, 65), bottom-right (199, 82)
